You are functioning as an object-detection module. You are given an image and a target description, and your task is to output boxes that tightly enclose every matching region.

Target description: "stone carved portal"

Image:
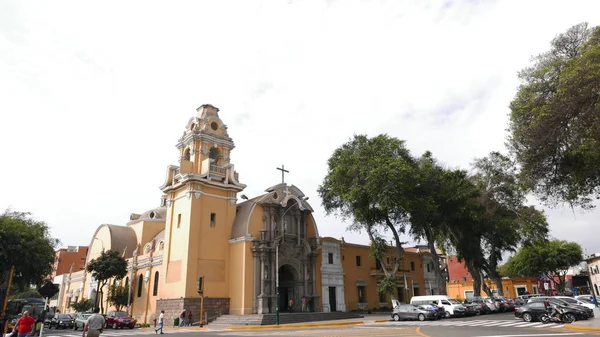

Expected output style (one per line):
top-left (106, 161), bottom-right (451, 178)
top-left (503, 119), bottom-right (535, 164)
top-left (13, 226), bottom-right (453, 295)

top-left (278, 264), bottom-right (299, 312)
top-left (251, 184), bottom-right (319, 314)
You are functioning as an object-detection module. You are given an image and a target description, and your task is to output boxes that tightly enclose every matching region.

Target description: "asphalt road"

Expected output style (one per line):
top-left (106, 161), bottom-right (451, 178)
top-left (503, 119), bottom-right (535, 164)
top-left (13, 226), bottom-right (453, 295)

top-left (33, 313), bottom-right (600, 337)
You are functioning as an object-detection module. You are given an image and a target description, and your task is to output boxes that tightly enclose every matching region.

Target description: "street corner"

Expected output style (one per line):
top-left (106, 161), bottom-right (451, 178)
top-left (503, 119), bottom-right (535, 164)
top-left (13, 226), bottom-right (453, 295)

top-left (226, 320), bottom-right (365, 331)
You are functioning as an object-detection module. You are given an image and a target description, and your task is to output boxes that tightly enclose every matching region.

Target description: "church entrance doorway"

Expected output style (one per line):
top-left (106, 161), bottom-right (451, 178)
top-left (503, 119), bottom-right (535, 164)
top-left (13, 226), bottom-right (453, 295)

top-left (329, 287), bottom-right (337, 312)
top-left (279, 264), bottom-right (298, 312)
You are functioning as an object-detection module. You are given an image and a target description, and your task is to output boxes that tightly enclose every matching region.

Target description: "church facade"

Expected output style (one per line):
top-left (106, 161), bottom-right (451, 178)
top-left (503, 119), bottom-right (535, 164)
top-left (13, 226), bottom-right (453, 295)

top-left (57, 104), bottom-right (440, 324)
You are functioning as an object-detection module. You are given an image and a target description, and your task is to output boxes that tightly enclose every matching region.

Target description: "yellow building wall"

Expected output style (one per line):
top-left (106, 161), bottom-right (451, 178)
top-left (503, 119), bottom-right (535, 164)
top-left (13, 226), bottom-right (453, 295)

top-left (185, 185), bottom-right (236, 299)
top-left (228, 241), bottom-right (254, 315)
top-left (341, 243), bottom-right (429, 311)
top-left (162, 188), bottom-right (192, 299)
top-left (446, 277), bottom-right (540, 300)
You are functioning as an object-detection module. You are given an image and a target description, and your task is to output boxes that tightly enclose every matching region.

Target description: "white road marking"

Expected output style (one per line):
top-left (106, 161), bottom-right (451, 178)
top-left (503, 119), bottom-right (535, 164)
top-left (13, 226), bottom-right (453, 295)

top-left (475, 332), bottom-right (583, 337)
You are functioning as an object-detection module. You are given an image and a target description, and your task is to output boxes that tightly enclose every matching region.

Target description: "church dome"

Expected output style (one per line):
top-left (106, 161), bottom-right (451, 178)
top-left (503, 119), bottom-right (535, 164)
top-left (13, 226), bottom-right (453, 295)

top-left (128, 207), bottom-right (167, 223)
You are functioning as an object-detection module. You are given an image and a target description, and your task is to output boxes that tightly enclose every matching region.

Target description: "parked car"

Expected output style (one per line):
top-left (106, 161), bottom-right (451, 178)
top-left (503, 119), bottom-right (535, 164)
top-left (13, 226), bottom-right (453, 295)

top-left (528, 297), bottom-right (592, 320)
top-left (462, 302), bottom-right (480, 316)
top-left (392, 304), bottom-right (438, 321)
top-left (575, 295), bottom-right (596, 304)
top-left (465, 299), bottom-right (492, 314)
top-left (417, 304), bottom-right (445, 319)
top-left (105, 311), bottom-right (136, 329)
top-left (554, 296), bottom-right (596, 310)
top-left (410, 295), bottom-right (467, 317)
top-left (515, 302), bottom-right (578, 322)
top-left (47, 314), bottom-right (75, 329)
top-left (73, 312), bottom-right (92, 330)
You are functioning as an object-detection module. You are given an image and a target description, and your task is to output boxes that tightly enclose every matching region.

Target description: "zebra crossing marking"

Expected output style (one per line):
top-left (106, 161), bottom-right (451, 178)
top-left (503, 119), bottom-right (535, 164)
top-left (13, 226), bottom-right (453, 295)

top-left (376, 319), bottom-right (570, 329)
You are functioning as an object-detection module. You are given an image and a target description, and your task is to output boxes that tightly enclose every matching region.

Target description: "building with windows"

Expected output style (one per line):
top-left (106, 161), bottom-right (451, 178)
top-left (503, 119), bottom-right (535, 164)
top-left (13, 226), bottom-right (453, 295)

top-left (447, 277), bottom-right (540, 300)
top-left (52, 246), bottom-right (88, 278)
top-left (586, 253), bottom-right (600, 297)
top-left (56, 104), bottom-right (443, 324)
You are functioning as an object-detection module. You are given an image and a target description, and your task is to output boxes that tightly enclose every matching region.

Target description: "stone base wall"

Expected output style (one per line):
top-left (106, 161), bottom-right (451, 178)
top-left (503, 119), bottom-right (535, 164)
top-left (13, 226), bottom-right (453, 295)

top-left (155, 297), bottom-right (230, 326)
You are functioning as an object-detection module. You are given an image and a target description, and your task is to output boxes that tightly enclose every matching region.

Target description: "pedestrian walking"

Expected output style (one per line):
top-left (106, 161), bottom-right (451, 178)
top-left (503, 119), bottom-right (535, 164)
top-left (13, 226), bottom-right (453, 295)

top-left (178, 310), bottom-right (186, 327)
top-left (155, 310), bottom-right (164, 334)
top-left (82, 307), bottom-right (105, 337)
top-left (14, 311), bottom-right (35, 337)
top-left (186, 310), bottom-right (192, 326)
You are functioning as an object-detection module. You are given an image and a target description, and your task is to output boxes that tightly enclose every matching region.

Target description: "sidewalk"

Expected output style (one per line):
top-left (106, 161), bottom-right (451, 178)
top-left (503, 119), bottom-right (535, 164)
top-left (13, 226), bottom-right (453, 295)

top-left (565, 308), bottom-right (600, 331)
top-left (565, 318), bottom-right (600, 332)
top-left (225, 314), bottom-right (391, 331)
top-left (142, 314), bottom-right (391, 331)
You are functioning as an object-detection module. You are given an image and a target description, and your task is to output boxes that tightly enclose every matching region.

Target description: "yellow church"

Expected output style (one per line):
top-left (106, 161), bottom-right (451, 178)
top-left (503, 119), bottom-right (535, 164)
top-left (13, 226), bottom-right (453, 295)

top-left (58, 104), bottom-right (438, 325)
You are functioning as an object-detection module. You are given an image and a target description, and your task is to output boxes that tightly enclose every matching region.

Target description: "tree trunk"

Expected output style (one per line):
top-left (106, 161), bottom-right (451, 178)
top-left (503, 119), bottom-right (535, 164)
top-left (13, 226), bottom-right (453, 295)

top-left (486, 249), bottom-right (504, 297)
top-left (426, 237), bottom-right (447, 295)
top-left (366, 225), bottom-right (401, 301)
top-left (481, 274), bottom-right (494, 298)
top-left (465, 260), bottom-right (481, 297)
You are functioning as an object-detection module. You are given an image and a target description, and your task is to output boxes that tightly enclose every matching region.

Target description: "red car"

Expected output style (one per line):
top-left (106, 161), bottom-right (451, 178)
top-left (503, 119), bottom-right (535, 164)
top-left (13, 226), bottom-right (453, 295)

top-left (105, 311), bottom-right (136, 329)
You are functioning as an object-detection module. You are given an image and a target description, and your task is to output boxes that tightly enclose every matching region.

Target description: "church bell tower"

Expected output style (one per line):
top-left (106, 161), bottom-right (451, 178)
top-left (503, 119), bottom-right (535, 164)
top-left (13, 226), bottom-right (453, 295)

top-left (159, 104), bottom-right (246, 300)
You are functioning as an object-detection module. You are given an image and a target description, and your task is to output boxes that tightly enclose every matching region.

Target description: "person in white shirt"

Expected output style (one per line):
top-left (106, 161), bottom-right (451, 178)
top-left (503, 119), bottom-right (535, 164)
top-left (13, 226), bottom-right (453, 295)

top-left (83, 307), bottom-right (105, 337)
top-left (155, 310), bottom-right (164, 334)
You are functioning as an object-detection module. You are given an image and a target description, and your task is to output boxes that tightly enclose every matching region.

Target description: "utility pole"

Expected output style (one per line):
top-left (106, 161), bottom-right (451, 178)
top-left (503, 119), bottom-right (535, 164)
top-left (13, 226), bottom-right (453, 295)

top-left (2, 266), bottom-right (15, 337)
top-left (198, 277), bottom-right (205, 327)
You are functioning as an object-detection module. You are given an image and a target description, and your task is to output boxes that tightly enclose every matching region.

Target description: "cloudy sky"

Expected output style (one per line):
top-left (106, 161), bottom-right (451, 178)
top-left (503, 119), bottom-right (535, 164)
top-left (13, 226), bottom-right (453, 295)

top-left (2, 0), bottom-right (600, 258)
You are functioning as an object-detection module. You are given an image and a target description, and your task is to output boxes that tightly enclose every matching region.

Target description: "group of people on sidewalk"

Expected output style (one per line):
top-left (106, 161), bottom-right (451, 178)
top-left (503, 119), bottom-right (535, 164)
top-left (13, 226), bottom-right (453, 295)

top-left (154, 308), bottom-right (193, 334)
top-left (1, 308), bottom-right (105, 337)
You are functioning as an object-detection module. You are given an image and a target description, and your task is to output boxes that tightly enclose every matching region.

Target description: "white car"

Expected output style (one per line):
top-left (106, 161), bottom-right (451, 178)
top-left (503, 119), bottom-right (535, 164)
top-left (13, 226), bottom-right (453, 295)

top-left (554, 296), bottom-right (596, 309)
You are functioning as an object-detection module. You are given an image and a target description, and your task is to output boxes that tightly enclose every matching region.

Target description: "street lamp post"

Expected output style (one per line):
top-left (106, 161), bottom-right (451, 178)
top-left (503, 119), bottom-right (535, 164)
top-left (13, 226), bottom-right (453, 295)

top-left (275, 239), bottom-right (280, 325)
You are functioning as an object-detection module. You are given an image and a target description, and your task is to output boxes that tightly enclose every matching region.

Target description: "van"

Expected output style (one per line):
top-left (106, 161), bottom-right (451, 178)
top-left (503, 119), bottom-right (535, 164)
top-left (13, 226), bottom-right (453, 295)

top-left (410, 295), bottom-right (467, 317)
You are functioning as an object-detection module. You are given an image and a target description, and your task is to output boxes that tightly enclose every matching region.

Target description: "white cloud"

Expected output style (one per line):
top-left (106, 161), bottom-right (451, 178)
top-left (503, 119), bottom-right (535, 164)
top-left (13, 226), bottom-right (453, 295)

top-left (1, 0), bottom-right (599, 255)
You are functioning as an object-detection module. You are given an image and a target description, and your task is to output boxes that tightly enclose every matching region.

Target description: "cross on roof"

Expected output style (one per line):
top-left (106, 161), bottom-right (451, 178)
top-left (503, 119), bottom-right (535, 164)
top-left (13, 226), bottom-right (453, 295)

top-left (276, 165), bottom-right (289, 184)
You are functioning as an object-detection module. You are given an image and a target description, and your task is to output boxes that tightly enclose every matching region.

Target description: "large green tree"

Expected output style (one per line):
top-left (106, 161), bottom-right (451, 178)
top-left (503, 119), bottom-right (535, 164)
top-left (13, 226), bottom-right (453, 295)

top-left (86, 250), bottom-right (128, 313)
top-left (408, 152), bottom-right (484, 296)
top-left (0, 209), bottom-right (59, 291)
top-left (71, 298), bottom-right (93, 313)
top-left (501, 240), bottom-right (583, 293)
top-left (318, 134), bottom-right (418, 299)
top-left (107, 284), bottom-right (132, 312)
top-left (508, 22), bottom-right (600, 209)
top-left (470, 152), bottom-right (549, 297)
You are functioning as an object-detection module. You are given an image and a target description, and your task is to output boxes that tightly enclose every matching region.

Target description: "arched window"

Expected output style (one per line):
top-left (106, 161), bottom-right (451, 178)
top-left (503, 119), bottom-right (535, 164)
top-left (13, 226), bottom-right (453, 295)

top-left (137, 273), bottom-right (143, 297)
top-left (183, 148), bottom-right (191, 161)
top-left (209, 148), bottom-right (219, 161)
top-left (153, 271), bottom-right (159, 296)
top-left (125, 276), bottom-right (129, 286)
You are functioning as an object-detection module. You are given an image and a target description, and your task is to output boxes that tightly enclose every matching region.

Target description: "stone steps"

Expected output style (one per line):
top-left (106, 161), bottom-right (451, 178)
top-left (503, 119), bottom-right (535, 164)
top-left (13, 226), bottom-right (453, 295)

top-left (213, 312), bottom-right (364, 326)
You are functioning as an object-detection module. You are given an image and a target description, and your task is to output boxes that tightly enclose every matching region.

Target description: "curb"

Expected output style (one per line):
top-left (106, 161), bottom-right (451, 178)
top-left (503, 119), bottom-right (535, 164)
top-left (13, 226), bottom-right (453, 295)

top-left (140, 327), bottom-right (211, 331)
top-left (374, 319), bottom-right (389, 323)
top-left (564, 324), bottom-right (600, 332)
top-left (227, 321), bottom-right (364, 330)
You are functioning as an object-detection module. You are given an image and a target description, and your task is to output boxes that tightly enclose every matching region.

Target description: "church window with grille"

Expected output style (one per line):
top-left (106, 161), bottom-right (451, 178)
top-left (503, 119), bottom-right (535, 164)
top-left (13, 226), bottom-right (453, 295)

top-left (137, 274), bottom-right (143, 297)
top-left (153, 271), bottom-right (159, 296)
top-left (210, 213), bottom-right (216, 227)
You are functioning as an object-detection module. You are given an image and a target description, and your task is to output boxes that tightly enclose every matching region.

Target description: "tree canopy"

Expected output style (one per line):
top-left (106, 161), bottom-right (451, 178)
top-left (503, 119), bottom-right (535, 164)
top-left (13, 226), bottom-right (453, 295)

top-left (318, 134), bottom-right (417, 298)
top-left (501, 239), bottom-right (583, 293)
top-left (107, 284), bottom-right (131, 312)
top-left (319, 135), bottom-right (550, 299)
top-left (469, 152), bottom-right (549, 296)
top-left (86, 250), bottom-right (128, 313)
top-left (508, 22), bottom-right (600, 209)
top-left (0, 209), bottom-right (59, 291)
top-left (71, 298), bottom-right (93, 313)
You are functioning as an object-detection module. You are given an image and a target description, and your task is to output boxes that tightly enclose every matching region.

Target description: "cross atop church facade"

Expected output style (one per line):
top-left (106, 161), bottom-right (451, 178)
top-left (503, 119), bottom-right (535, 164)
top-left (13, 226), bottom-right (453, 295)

top-left (276, 164), bottom-right (289, 184)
